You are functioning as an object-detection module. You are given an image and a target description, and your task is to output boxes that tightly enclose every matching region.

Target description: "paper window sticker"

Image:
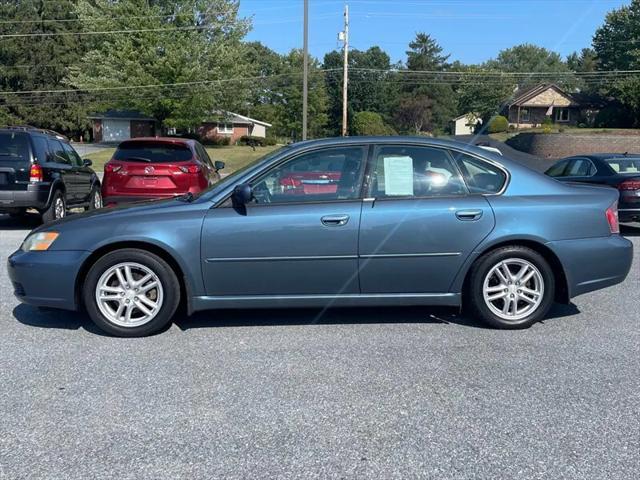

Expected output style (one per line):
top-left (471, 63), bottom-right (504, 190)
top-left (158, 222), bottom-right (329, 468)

top-left (383, 156), bottom-right (414, 196)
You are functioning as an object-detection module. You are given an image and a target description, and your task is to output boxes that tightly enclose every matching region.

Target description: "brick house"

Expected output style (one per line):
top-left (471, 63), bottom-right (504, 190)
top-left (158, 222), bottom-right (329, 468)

top-left (197, 112), bottom-right (272, 144)
top-left (506, 84), bottom-right (589, 129)
top-left (88, 110), bottom-right (157, 143)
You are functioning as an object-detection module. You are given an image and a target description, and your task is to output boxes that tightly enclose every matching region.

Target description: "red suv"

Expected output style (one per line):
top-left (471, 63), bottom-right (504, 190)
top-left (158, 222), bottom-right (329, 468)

top-left (102, 138), bottom-right (224, 205)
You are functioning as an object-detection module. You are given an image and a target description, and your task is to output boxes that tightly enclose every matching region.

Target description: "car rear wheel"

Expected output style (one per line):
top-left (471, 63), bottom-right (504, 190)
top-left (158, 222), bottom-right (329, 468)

top-left (41, 190), bottom-right (66, 224)
top-left (83, 249), bottom-right (180, 337)
top-left (467, 246), bottom-right (555, 329)
top-left (86, 185), bottom-right (103, 211)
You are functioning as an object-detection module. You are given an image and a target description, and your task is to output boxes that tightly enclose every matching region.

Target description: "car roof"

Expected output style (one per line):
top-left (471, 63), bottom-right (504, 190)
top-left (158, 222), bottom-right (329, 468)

top-left (118, 137), bottom-right (195, 146)
top-left (0, 127), bottom-right (68, 141)
top-left (562, 153), bottom-right (640, 161)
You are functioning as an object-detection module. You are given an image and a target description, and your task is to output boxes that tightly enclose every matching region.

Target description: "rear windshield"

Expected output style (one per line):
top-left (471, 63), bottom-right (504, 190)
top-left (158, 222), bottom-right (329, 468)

top-left (605, 158), bottom-right (640, 175)
top-left (113, 142), bottom-right (193, 163)
top-left (0, 132), bottom-right (30, 162)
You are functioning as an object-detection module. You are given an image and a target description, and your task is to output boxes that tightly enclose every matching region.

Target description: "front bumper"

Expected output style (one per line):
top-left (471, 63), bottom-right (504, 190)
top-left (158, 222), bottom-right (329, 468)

top-left (0, 184), bottom-right (50, 211)
top-left (7, 249), bottom-right (90, 310)
top-left (547, 235), bottom-right (633, 298)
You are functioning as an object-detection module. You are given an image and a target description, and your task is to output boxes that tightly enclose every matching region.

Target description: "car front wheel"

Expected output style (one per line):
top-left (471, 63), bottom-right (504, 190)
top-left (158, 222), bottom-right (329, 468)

top-left (467, 246), bottom-right (555, 329)
top-left (83, 249), bottom-right (181, 337)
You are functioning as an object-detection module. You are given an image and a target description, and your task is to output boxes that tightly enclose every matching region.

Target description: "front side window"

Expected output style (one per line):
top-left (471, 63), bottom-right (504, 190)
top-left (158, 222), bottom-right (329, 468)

top-left (250, 146), bottom-right (366, 204)
top-left (368, 145), bottom-right (466, 198)
top-left (453, 152), bottom-right (507, 194)
top-left (47, 139), bottom-right (69, 164)
top-left (62, 142), bottom-right (83, 167)
top-left (546, 159), bottom-right (570, 177)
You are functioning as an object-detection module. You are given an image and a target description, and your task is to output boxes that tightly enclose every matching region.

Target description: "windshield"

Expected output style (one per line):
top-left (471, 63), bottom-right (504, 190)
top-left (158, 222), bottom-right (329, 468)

top-left (605, 158), bottom-right (640, 175)
top-left (113, 141), bottom-right (193, 163)
top-left (194, 146), bottom-right (289, 200)
top-left (0, 132), bottom-right (30, 162)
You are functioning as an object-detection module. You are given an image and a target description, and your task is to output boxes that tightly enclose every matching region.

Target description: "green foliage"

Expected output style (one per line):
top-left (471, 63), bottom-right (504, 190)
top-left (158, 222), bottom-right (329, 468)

top-left (593, 0), bottom-right (640, 126)
top-left (394, 95), bottom-right (433, 134)
top-left (352, 111), bottom-right (396, 136)
top-left (0, 0), bottom-right (91, 136)
top-left (238, 135), bottom-right (267, 147)
top-left (486, 116), bottom-right (509, 133)
top-left (542, 116), bottom-right (553, 126)
top-left (68, 0), bottom-right (251, 129)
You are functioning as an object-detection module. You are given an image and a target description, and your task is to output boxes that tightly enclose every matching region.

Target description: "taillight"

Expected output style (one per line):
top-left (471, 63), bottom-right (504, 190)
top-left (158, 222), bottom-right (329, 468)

top-left (618, 179), bottom-right (640, 191)
top-left (177, 164), bottom-right (201, 174)
top-left (104, 162), bottom-right (122, 173)
top-left (29, 164), bottom-right (43, 182)
top-left (605, 202), bottom-right (620, 234)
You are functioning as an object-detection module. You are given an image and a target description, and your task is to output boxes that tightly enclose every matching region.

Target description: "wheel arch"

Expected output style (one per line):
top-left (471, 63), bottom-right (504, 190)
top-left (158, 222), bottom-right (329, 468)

top-left (75, 241), bottom-right (192, 315)
top-left (461, 239), bottom-right (570, 304)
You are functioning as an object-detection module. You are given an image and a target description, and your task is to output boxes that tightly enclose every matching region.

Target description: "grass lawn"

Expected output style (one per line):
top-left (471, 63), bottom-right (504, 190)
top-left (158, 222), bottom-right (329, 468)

top-left (83, 144), bottom-right (281, 174)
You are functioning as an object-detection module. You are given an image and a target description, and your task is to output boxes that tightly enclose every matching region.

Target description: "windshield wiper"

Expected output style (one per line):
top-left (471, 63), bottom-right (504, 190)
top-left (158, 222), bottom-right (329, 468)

top-left (177, 192), bottom-right (195, 202)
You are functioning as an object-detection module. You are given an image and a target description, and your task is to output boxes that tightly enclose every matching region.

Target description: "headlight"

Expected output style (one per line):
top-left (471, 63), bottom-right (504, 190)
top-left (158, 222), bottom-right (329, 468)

top-left (21, 232), bottom-right (60, 252)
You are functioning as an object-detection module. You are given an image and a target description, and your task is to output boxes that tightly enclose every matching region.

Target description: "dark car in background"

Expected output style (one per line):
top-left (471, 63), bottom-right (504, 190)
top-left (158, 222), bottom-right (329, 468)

top-left (0, 126), bottom-right (102, 223)
top-left (8, 137), bottom-right (633, 337)
top-left (545, 154), bottom-right (640, 223)
top-left (102, 137), bottom-right (224, 205)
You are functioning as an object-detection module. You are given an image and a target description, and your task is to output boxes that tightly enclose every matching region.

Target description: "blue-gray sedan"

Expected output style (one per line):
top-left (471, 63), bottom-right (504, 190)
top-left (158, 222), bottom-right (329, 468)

top-left (8, 137), bottom-right (633, 336)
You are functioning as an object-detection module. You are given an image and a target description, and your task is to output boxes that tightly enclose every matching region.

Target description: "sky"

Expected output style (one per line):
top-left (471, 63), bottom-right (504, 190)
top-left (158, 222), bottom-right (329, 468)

top-left (238, 0), bottom-right (630, 65)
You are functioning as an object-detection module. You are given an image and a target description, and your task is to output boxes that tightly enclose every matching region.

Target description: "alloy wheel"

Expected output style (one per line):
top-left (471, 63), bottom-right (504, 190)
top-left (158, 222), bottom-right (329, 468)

top-left (54, 197), bottom-right (65, 219)
top-left (94, 190), bottom-right (103, 209)
top-left (95, 262), bottom-right (164, 327)
top-left (482, 258), bottom-right (544, 322)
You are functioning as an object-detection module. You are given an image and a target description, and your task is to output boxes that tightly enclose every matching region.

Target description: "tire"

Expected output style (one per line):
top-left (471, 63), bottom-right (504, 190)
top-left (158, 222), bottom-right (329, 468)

top-left (467, 246), bottom-right (555, 329)
top-left (41, 190), bottom-right (66, 224)
top-left (86, 185), bottom-right (103, 211)
top-left (83, 249), bottom-right (181, 337)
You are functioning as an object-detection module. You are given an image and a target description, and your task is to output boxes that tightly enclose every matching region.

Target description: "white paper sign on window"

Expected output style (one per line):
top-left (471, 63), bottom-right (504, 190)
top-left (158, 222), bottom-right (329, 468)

top-left (383, 156), bottom-right (414, 196)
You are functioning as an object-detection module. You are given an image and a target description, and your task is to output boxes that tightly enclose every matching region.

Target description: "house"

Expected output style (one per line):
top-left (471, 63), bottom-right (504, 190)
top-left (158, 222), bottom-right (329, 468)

top-left (88, 110), bottom-right (157, 143)
top-left (88, 110), bottom-right (272, 144)
top-left (451, 113), bottom-right (482, 135)
top-left (506, 84), bottom-right (586, 129)
top-left (197, 111), bottom-right (272, 144)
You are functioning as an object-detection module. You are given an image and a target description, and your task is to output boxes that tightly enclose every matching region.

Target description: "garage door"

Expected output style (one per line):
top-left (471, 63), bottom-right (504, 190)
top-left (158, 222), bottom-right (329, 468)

top-left (103, 120), bottom-right (131, 142)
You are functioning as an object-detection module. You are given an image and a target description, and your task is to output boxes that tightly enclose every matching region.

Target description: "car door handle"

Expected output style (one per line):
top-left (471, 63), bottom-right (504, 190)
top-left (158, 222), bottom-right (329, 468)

top-left (455, 209), bottom-right (483, 221)
top-left (321, 215), bottom-right (350, 226)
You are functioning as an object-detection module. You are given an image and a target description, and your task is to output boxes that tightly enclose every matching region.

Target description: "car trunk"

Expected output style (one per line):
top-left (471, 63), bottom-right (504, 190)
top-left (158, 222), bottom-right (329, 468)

top-left (0, 132), bottom-right (32, 191)
top-left (110, 162), bottom-right (196, 195)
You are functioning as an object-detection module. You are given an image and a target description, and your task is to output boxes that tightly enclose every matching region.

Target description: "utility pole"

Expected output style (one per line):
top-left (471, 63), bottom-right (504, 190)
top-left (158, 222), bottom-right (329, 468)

top-left (302, 0), bottom-right (309, 140)
top-left (340, 4), bottom-right (349, 137)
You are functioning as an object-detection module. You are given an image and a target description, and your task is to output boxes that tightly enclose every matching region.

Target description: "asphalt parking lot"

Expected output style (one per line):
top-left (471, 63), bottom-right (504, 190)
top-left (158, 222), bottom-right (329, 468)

top-left (0, 214), bottom-right (638, 480)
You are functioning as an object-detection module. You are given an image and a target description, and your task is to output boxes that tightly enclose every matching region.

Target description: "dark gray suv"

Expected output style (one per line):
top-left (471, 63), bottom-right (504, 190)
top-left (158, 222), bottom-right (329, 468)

top-left (0, 126), bottom-right (102, 223)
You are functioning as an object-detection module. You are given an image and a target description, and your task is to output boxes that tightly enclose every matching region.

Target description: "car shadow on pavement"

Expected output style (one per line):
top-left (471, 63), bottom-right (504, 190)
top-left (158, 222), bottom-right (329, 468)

top-left (12, 302), bottom-right (580, 336)
top-left (0, 213), bottom-right (42, 231)
top-left (12, 304), bottom-right (111, 336)
top-left (173, 303), bottom-right (581, 332)
top-left (621, 224), bottom-right (640, 237)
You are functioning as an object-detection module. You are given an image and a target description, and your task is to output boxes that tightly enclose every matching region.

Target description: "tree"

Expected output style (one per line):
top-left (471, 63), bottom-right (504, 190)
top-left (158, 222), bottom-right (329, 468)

top-left (394, 95), bottom-right (433, 134)
top-left (68, 0), bottom-right (251, 130)
top-left (567, 48), bottom-right (598, 73)
top-left (352, 111), bottom-right (395, 136)
top-left (593, 0), bottom-right (640, 126)
top-left (0, 0), bottom-right (90, 136)
top-left (406, 33), bottom-right (450, 71)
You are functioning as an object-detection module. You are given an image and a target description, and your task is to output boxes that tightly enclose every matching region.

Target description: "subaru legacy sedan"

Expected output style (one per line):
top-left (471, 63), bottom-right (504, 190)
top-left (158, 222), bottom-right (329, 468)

top-left (8, 137), bottom-right (633, 337)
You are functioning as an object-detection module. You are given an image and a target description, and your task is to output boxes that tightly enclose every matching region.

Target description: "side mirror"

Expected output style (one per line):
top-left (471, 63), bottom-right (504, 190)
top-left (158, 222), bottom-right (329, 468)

top-left (232, 184), bottom-right (253, 207)
top-left (83, 158), bottom-right (93, 167)
top-left (214, 160), bottom-right (225, 171)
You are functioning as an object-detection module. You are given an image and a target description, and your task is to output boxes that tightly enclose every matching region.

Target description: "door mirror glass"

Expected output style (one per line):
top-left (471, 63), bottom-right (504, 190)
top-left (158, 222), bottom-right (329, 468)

top-left (232, 184), bottom-right (253, 206)
top-left (83, 158), bottom-right (93, 167)
top-left (214, 160), bottom-right (225, 171)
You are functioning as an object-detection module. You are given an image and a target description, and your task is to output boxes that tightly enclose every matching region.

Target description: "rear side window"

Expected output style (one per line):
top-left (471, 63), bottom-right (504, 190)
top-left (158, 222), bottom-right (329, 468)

top-left (32, 136), bottom-right (49, 163)
top-left (0, 132), bottom-right (30, 162)
top-left (369, 145), bottom-right (467, 198)
top-left (566, 158), bottom-right (596, 177)
top-left (546, 159), bottom-right (570, 177)
top-left (113, 142), bottom-right (193, 163)
top-left (47, 139), bottom-right (70, 164)
top-left (453, 152), bottom-right (507, 194)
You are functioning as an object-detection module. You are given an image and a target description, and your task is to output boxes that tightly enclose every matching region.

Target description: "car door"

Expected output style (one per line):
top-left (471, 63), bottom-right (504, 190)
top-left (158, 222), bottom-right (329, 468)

top-left (63, 142), bottom-right (93, 204)
top-left (201, 145), bottom-right (367, 296)
top-left (47, 138), bottom-right (77, 201)
top-left (358, 145), bottom-right (499, 294)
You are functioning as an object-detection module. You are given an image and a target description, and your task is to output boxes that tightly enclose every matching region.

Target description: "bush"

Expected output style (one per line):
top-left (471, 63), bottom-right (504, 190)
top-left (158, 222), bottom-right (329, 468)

top-left (542, 116), bottom-right (553, 127)
top-left (352, 111), bottom-right (396, 136)
top-left (264, 136), bottom-right (278, 146)
top-left (486, 115), bottom-right (509, 133)
top-left (238, 135), bottom-right (267, 147)
top-left (202, 135), bottom-right (231, 146)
